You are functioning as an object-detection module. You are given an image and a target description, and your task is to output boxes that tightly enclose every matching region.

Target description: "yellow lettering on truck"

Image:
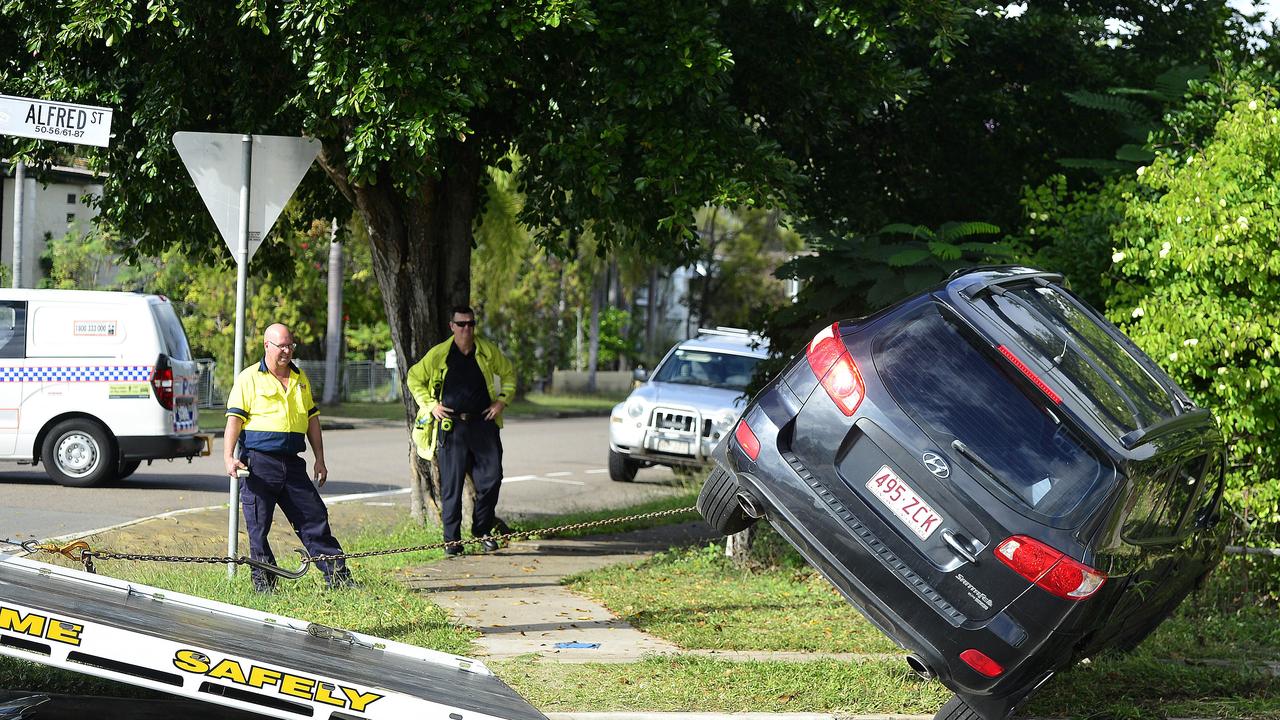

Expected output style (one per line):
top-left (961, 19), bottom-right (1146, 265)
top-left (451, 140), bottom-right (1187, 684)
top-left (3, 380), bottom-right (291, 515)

top-left (171, 650), bottom-right (383, 713)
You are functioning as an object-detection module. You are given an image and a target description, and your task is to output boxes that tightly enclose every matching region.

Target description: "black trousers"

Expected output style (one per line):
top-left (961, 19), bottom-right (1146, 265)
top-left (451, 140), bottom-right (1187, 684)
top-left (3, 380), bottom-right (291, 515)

top-left (436, 418), bottom-right (504, 543)
top-left (240, 449), bottom-right (349, 588)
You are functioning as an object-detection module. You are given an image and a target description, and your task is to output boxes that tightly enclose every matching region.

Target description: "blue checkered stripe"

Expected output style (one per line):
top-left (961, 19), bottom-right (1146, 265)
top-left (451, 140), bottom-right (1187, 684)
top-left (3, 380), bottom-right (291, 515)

top-left (0, 365), bottom-right (153, 383)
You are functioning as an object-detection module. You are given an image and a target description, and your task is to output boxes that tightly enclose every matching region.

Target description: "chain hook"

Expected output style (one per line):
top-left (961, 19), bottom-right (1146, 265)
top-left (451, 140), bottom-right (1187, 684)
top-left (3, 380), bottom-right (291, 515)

top-left (239, 549), bottom-right (311, 580)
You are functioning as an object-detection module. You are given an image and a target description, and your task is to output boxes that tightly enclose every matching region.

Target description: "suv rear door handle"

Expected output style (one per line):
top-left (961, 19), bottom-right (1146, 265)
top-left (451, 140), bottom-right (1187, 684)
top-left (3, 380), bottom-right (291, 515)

top-left (942, 529), bottom-right (979, 564)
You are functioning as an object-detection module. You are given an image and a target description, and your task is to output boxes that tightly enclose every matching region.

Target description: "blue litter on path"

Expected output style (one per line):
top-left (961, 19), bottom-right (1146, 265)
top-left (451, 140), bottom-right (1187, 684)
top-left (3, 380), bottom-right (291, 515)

top-left (554, 642), bottom-right (600, 649)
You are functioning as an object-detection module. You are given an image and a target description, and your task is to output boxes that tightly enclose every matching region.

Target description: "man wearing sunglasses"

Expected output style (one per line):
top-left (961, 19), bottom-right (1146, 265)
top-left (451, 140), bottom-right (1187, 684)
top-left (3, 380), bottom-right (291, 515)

top-left (224, 323), bottom-right (355, 591)
top-left (408, 306), bottom-right (516, 557)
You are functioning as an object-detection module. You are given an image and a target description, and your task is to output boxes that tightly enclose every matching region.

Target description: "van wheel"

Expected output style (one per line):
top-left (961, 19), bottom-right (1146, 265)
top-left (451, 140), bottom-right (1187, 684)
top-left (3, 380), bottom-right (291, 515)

top-left (933, 695), bottom-right (982, 720)
top-left (42, 419), bottom-right (117, 488)
top-left (608, 448), bottom-right (639, 482)
top-left (697, 465), bottom-right (756, 535)
top-left (118, 460), bottom-right (142, 480)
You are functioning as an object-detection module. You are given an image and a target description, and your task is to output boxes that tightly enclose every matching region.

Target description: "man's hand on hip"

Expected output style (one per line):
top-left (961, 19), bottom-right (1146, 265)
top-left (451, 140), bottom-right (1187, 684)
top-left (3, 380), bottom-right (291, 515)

top-left (432, 403), bottom-right (454, 420)
top-left (484, 400), bottom-right (506, 421)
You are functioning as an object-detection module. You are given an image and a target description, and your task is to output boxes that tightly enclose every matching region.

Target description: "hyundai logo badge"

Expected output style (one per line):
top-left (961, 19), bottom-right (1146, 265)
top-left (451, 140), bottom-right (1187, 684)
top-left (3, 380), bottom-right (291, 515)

top-left (923, 452), bottom-right (950, 478)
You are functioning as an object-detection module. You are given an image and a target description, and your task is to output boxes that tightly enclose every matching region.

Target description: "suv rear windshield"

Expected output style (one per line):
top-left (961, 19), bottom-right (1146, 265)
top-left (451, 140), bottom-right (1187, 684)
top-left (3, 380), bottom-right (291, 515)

top-left (875, 305), bottom-right (1109, 518)
top-left (152, 301), bottom-right (193, 361)
top-left (653, 349), bottom-right (761, 392)
top-left (978, 285), bottom-right (1176, 438)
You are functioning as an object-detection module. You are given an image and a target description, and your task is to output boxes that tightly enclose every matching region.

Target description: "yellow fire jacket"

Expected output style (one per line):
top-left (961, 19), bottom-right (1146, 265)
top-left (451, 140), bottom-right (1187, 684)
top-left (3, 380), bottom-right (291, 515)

top-left (407, 336), bottom-right (516, 460)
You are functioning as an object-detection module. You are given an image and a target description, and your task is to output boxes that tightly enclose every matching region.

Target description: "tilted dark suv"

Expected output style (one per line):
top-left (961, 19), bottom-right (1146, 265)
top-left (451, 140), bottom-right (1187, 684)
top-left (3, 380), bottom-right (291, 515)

top-left (698, 267), bottom-right (1227, 720)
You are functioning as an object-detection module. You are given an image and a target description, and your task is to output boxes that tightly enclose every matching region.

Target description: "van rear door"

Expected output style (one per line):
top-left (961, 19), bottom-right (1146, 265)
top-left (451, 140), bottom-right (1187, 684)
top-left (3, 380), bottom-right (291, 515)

top-left (150, 300), bottom-right (199, 434)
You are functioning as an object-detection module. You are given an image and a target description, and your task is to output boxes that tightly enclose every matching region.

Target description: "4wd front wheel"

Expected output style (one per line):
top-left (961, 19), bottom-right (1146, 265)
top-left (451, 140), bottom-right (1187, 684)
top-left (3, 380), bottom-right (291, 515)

top-left (697, 465), bottom-right (756, 535)
top-left (41, 419), bottom-right (117, 488)
top-left (608, 448), bottom-right (640, 482)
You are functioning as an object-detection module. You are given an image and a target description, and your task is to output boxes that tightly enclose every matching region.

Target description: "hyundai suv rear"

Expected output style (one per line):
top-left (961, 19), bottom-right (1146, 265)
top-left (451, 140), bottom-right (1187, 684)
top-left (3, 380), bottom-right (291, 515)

top-left (698, 267), bottom-right (1227, 720)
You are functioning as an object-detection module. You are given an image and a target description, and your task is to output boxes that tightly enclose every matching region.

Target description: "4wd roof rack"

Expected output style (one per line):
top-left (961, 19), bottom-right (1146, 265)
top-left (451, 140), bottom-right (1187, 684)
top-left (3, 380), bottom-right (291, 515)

top-left (0, 553), bottom-right (546, 720)
top-left (696, 326), bottom-right (751, 337)
top-left (960, 271), bottom-right (1064, 300)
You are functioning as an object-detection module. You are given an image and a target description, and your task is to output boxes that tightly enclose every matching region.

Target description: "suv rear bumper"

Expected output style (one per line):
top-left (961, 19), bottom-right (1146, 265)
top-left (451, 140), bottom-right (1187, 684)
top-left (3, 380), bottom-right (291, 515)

top-left (118, 434), bottom-right (211, 461)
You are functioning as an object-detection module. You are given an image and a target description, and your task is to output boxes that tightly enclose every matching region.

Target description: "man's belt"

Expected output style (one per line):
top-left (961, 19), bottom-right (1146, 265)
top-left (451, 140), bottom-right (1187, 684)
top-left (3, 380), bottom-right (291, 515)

top-left (452, 412), bottom-right (484, 422)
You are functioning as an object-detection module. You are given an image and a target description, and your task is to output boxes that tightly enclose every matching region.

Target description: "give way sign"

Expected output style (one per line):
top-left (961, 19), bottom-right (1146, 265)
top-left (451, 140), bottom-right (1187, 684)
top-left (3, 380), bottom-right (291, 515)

top-left (172, 132), bottom-right (320, 262)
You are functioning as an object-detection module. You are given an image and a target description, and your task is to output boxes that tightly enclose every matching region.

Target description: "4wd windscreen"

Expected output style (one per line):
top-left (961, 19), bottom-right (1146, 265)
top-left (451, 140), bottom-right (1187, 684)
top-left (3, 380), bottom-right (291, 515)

top-left (152, 302), bottom-right (193, 361)
top-left (979, 285), bottom-right (1175, 438)
top-left (874, 305), bottom-right (1107, 518)
top-left (652, 350), bottom-right (760, 391)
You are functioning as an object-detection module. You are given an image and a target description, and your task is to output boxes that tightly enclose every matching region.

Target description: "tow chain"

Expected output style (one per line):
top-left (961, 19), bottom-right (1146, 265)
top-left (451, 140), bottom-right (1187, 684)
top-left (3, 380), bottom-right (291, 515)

top-left (4, 505), bottom-right (698, 579)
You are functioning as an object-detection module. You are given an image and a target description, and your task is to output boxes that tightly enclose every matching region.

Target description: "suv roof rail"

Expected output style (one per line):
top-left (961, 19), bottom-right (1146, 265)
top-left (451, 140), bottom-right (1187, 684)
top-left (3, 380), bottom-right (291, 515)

top-left (697, 326), bottom-right (752, 337)
top-left (960, 271), bottom-right (1064, 300)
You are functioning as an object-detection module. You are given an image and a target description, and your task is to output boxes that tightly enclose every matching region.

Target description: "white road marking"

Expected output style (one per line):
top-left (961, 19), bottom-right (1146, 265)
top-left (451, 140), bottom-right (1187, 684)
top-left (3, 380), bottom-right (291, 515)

top-left (505, 475), bottom-right (585, 486)
top-left (584, 469), bottom-right (608, 474)
top-left (544, 471), bottom-right (572, 477)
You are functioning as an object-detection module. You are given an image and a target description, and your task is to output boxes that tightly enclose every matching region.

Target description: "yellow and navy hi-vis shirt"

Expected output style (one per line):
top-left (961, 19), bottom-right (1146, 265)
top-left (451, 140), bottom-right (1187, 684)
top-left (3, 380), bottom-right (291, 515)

top-left (225, 360), bottom-right (319, 455)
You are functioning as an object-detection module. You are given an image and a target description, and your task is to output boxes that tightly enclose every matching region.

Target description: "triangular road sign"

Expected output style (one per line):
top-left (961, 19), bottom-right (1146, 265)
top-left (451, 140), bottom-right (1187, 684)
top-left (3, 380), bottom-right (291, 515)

top-left (173, 132), bottom-right (320, 263)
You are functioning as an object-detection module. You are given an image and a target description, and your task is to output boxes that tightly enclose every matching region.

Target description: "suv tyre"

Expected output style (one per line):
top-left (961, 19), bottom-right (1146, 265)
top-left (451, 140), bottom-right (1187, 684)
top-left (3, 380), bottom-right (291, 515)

top-left (42, 419), bottom-right (117, 488)
top-left (608, 448), bottom-right (639, 482)
top-left (933, 695), bottom-right (982, 720)
top-left (697, 465), bottom-right (756, 535)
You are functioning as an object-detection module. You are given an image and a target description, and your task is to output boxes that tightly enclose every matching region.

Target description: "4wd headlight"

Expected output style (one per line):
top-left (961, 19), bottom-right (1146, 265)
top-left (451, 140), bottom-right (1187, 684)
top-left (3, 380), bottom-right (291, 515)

top-left (626, 399), bottom-right (646, 418)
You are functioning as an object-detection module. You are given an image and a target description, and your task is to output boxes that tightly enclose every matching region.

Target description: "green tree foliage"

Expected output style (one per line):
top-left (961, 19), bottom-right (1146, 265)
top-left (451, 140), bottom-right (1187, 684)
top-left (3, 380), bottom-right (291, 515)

top-left (758, 221), bottom-right (1014, 381)
top-left (688, 207), bottom-right (803, 331)
top-left (1107, 82), bottom-right (1280, 530)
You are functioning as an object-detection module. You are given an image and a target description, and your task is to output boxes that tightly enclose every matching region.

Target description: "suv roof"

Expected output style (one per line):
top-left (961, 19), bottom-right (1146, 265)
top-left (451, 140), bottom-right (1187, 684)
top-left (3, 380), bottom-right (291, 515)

top-left (675, 327), bottom-right (769, 357)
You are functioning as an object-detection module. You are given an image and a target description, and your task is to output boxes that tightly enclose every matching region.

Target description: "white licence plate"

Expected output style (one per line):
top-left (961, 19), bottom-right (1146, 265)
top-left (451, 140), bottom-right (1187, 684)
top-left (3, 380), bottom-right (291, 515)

top-left (865, 465), bottom-right (942, 540)
top-left (656, 438), bottom-right (690, 454)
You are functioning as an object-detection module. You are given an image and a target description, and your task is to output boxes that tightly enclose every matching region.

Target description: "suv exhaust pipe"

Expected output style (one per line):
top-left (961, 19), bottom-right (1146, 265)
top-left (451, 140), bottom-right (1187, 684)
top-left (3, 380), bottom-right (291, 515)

top-left (736, 492), bottom-right (765, 519)
top-left (905, 654), bottom-right (934, 680)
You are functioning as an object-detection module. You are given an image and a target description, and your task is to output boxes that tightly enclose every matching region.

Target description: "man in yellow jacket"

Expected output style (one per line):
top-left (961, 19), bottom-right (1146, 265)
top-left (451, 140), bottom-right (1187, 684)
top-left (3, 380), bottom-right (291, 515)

top-left (407, 305), bottom-right (516, 556)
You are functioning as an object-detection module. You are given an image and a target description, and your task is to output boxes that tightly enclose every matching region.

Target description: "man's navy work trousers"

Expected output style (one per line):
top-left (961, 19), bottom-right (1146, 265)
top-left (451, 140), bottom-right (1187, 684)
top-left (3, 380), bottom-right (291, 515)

top-left (436, 417), bottom-right (503, 544)
top-left (241, 448), bottom-right (349, 589)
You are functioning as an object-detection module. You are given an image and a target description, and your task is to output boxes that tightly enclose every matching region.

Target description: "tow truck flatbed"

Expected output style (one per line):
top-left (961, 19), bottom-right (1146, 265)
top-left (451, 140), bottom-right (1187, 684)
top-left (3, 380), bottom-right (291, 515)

top-left (0, 553), bottom-right (546, 720)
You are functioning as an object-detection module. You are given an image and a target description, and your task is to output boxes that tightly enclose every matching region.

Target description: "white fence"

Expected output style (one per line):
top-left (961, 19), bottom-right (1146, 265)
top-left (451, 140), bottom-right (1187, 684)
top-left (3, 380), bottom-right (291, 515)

top-left (195, 359), bottom-right (401, 407)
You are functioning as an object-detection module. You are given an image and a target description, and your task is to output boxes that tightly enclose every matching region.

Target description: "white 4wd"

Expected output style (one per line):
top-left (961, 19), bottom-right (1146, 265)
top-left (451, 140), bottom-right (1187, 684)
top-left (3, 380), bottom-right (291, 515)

top-left (607, 328), bottom-right (768, 482)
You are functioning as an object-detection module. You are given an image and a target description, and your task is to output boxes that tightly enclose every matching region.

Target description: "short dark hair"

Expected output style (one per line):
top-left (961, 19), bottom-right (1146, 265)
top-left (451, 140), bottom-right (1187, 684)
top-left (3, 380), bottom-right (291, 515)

top-left (450, 305), bottom-right (475, 319)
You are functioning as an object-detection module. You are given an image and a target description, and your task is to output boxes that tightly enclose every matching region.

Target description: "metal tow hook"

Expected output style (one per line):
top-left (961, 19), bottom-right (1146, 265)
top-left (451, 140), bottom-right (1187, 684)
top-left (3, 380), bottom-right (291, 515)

top-left (239, 549), bottom-right (312, 580)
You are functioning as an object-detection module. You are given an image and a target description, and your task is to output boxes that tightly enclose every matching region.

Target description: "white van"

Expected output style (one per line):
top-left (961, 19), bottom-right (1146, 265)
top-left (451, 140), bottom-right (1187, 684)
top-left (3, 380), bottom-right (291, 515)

top-left (0, 289), bottom-right (210, 487)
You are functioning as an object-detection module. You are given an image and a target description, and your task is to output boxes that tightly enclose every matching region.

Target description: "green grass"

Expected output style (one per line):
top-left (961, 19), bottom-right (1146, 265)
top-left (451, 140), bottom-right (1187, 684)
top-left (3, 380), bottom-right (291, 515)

top-left (565, 542), bottom-right (900, 653)
top-left (496, 655), bottom-right (951, 713)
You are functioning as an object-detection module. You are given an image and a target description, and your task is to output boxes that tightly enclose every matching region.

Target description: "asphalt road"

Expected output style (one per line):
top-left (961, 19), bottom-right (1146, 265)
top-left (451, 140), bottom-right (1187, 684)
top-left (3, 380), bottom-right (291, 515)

top-left (0, 416), bottom-right (689, 544)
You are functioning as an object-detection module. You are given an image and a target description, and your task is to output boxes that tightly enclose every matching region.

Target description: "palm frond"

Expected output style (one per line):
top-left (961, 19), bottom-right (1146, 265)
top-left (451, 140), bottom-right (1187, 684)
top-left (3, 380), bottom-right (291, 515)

top-left (1115, 144), bottom-right (1156, 163)
top-left (888, 247), bottom-right (933, 267)
top-left (1064, 91), bottom-right (1151, 122)
top-left (879, 223), bottom-right (933, 239)
top-left (936, 221), bottom-right (1001, 240)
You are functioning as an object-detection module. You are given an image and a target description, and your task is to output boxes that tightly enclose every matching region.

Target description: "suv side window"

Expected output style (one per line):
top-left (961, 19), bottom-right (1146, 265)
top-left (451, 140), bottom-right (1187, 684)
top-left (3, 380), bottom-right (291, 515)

top-left (1122, 454), bottom-right (1209, 543)
top-left (0, 302), bottom-right (27, 359)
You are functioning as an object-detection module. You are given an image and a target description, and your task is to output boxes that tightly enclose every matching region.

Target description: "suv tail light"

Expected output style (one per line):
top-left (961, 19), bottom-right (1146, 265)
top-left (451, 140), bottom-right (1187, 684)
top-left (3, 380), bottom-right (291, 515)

top-left (734, 420), bottom-right (761, 461)
top-left (806, 322), bottom-right (864, 416)
top-left (995, 535), bottom-right (1106, 600)
top-left (151, 356), bottom-right (174, 410)
top-left (959, 648), bottom-right (1004, 677)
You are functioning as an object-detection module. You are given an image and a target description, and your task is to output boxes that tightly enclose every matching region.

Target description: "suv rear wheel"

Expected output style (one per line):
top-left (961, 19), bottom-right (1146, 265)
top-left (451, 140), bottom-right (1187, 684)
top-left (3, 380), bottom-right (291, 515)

top-left (608, 448), bottom-right (640, 482)
top-left (42, 419), bottom-right (117, 488)
top-left (697, 465), bottom-right (756, 535)
top-left (933, 695), bottom-right (982, 720)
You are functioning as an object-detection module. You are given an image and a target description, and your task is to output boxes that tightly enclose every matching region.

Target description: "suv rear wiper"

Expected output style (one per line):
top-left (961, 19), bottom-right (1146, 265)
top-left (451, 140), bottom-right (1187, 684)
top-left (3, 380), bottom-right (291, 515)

top-left (951, 439), bottom-right (1003, 485)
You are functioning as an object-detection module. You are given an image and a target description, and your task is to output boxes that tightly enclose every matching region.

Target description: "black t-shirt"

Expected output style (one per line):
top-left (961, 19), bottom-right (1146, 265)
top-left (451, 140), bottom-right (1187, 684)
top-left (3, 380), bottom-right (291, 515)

top-left (441, 342), bottom-right (490, 414)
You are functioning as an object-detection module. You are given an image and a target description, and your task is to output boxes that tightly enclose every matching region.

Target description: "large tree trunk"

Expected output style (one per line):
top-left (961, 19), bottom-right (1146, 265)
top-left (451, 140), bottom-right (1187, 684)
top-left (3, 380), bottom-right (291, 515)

top-left (318, 140), bottom-right (483, 525)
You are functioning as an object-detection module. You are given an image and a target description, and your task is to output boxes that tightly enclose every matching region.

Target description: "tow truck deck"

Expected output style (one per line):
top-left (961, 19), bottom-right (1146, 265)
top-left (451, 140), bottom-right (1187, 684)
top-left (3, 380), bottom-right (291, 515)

top-left (0, 552), bottom-right (546, 720)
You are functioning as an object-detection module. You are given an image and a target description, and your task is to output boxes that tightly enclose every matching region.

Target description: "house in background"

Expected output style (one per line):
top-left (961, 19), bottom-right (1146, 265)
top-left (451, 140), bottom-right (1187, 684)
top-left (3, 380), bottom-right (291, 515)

top-left (1, 160), bottom-right (104, 287)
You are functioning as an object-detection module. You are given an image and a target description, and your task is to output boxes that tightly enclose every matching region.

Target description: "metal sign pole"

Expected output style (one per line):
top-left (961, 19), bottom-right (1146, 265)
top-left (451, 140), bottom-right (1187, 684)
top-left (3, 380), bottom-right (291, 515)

top-left (228, 134), bottom-right (252, 578)
top-left (11, 161), bottom-right (24, 288)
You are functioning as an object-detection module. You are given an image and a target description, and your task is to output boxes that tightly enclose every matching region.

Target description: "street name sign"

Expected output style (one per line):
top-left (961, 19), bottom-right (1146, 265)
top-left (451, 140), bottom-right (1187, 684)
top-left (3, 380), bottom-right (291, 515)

top-left (172, 132), bottom-right (320, 262)
top-left (0, 94), bottom-right (113, 148)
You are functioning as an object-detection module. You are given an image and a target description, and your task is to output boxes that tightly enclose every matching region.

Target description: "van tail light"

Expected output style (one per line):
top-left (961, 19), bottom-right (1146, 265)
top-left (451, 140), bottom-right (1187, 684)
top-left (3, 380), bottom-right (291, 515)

top-left (151, 356), bottom-right (175, 411)
top-left (806, 322), bottom-right (865, 416)
top-left (734, 420), bottom-right (761, 461)
top-left (959, 649), bottom-right (1004, 678)
top-left (995, 535), bottom-right (1107, 600)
